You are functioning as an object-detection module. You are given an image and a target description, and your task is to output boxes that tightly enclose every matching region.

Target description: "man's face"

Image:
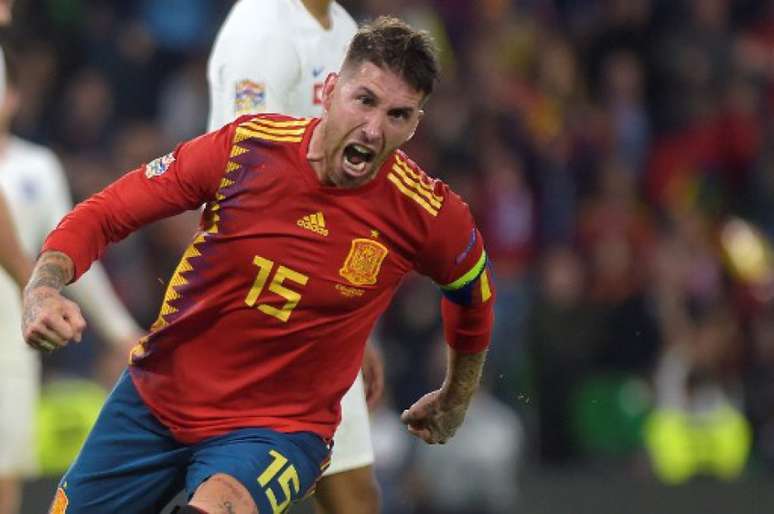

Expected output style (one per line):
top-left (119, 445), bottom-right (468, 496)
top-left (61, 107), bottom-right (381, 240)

top-left (319, 61), bottom-right (424, 188)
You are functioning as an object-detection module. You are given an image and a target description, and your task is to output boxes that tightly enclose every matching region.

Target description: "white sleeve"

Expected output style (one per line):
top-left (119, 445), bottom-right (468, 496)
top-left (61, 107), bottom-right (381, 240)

top-left (208, 33), bottom-right (300, 130)
top-left (43, 154), bottom-right (143, 347)
top-left (69, 264), bottom-right (143, 347)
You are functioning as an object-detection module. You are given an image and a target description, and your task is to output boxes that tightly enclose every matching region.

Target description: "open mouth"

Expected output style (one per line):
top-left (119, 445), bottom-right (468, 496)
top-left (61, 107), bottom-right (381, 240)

top-left (342, 143), bottom-right (376, 176)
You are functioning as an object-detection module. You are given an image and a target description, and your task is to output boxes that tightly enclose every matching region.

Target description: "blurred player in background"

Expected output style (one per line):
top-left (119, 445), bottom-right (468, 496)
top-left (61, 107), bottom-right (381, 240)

top-left (208, 2), bottom-right (384, 513)
top-left (0, 190), bottom-right (31, 290)
top-left (0, 0), bottom-right (11, 100)
top-left (22, 17), bottom-right (494, 514)
top-left (0, 51), bottom-right (144, 514)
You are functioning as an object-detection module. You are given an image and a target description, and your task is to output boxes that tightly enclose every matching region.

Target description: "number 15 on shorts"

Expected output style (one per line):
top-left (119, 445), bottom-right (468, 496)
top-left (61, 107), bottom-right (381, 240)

top-left (258, 449), bottom-right (300, 513)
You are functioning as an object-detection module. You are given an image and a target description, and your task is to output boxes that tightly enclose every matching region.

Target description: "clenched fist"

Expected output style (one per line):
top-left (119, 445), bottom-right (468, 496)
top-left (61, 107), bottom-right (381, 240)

top-left (22, 286), bottom-right (86, 353)
top-left (400, 389), bottom-right (469, 445)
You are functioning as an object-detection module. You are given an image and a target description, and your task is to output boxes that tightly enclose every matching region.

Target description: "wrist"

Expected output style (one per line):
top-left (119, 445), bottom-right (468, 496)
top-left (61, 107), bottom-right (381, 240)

top-left (25, 251), bottom-right (74, 295)
top-left (23, 284), bottom-right (59, 302)
top-left (438, 384), bottom-right (474, 411)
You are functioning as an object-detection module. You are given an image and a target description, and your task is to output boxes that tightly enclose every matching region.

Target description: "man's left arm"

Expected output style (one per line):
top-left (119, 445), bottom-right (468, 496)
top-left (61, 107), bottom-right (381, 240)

top-left (400, 273), bottom-right (494, 444)
top-left (400, 345), bottom-right (488, 444)
top-left (405, 186), bottom-right (495, 444)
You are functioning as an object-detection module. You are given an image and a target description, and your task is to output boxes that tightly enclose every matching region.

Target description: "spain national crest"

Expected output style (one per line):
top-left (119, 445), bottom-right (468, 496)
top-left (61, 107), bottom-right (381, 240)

top-left (339, 238), bottom-right (389, 286)
top-left (50, 487), bottom-right (69, 514)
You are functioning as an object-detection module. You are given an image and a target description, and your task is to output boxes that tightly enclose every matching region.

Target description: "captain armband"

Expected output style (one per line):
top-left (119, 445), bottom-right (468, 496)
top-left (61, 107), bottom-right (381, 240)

top-left (440, 251), bottom-right (493, 307)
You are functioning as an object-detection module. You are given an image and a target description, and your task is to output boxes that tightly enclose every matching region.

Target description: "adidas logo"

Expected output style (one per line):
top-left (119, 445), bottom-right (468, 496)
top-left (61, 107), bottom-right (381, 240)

top-left (297, 211), bottom-right (329, 236)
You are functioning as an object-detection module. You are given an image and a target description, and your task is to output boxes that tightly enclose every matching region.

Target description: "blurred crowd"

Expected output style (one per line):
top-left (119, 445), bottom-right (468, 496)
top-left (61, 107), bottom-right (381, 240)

top-left (10, 0), bottom-right (774, 513)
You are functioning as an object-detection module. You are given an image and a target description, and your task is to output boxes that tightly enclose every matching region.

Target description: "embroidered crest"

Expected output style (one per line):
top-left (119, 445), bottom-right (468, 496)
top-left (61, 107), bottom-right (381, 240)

top-left (235, 79), bottom-right (266, 115)
top-left (144, 152), bottom-right (175, 178)
top-left (339, 238), bottom-right (388, 286)
top-left (50, 487), bottom-right (69, 514)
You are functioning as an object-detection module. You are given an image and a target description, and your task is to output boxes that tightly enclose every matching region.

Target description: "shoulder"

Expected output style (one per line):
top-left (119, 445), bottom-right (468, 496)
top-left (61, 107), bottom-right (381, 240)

top-left (218, 0), bottom-right (288, 40)
top-left (385, 150), bottom-right (463, 220)
top-left (9, 137), bottom-right (63, 176)
top-left (330, 2), bottom-right (358, 36)
top-left (231, 113), bottom-right (313, 145)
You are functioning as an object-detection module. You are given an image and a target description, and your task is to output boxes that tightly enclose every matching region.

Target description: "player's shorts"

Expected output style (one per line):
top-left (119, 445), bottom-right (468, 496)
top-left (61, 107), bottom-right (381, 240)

top-left (0, 355), bottom-right (39, 477)
top-left (323, 372), bottom-right (374, 476)
top-left (51, 369), bottom-right (330, 514)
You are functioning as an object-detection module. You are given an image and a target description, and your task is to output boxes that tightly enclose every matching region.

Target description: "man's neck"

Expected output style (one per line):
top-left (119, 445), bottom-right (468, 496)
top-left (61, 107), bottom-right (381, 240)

top-left (306, 117), bottom-right (329, 184)
top-left (300, 0), bottom-right (333, 30)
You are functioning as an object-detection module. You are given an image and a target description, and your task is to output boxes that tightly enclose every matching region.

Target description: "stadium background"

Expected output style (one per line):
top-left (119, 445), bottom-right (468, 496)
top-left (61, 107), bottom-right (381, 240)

top-left (8, 0), bottom-right (774, 512)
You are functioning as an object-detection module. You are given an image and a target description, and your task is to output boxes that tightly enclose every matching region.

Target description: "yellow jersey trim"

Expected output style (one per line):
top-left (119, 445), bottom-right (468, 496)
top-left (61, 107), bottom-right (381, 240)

top-left (395, 154), bottom-right (443, 200)
top-left (243, 121), bottom-right (307, 136)
top-left (387, 173), bottom-right (439, 216)
top-left (237, 126), bottom-right (303, 143)
top-left (248, 117), bottom-right (312, 128)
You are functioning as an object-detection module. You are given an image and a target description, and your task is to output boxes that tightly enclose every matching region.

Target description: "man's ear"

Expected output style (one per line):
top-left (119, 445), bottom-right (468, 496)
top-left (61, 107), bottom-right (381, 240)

top-left (321, 72), bottom-right (338, 112)
top-left (406, 109), bottom-right (424, 141)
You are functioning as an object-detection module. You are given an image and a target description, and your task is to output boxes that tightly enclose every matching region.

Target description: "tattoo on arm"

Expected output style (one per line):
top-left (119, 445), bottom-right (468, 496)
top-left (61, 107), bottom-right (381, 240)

top-left (219, 501), bottom-right (236, 514)
top-left (26, 251), bottom-right (74, 292)
top-left (442, 349), bottom-right (487, 407)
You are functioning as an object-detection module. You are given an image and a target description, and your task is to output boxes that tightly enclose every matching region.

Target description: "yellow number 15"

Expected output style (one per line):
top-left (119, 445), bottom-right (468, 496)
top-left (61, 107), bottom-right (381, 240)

top-left (245, 255), bottom-right (308, 322)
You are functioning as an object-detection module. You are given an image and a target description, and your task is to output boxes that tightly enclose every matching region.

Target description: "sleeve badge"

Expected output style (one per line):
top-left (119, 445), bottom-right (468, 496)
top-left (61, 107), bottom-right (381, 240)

top-left (144, 152), bottom-right (175, 178)
top-left (234, 79), bottom-right (266, 115)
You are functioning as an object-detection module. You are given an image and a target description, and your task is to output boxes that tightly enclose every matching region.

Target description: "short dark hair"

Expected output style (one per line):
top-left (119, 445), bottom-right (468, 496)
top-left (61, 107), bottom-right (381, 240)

top-left (343, 16), bottom-right (439, 98)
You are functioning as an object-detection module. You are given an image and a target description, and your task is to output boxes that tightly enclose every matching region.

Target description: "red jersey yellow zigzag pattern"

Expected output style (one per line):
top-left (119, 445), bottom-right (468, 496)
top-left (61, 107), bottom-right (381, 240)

top-left (387, 153), bottom-right (444, 216)
top-left (131, 118), bottom-right (311, 360)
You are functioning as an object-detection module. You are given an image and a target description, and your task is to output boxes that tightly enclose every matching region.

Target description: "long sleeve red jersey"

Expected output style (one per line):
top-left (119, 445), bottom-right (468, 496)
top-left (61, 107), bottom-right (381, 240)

top-left (43, 114), bottom-right (493, 444)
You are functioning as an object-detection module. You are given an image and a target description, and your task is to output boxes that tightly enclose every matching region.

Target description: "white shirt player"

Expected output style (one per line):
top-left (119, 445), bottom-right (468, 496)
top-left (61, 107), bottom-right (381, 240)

top-left (207, 0), bottom-right (374, 478)
top-left (207, 0), bottom-right (357, 131)
top-left (0, 136), bottom-right (141, 372)
top-left (0, 136), bottom-right (142, 477)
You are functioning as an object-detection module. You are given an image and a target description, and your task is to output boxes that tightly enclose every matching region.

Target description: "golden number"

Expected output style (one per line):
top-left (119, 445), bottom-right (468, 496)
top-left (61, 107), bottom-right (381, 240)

top-left (245, 256), bottom-right (273, 306)
top-left (266, 466), bottom-right (300, 513)
top-left (257, 449), bottom-right (288, 487)
top-left (258, 266), bottom-right (309, 322)
top-left (245, 256), bottom-right (308, 322)
top-left (256, 449), bottom-right (301, 514)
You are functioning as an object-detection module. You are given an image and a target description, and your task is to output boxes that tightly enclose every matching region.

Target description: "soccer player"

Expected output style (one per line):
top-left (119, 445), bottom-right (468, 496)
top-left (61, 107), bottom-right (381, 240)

top-left (23, 17), bottom-right (494, 514)
top-left (208, 2), bottom-right (383, 512)
top-left (0, 52), bottom-right (144, 514)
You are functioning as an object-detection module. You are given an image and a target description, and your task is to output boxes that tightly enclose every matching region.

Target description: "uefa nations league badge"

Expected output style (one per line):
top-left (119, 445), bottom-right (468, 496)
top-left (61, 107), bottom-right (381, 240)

top-left (145, 152), bottom-right (176, 178)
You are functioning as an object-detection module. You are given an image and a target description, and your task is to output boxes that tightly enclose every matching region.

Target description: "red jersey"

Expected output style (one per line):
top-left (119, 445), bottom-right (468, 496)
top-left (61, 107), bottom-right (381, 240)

top-left (44, 114), bottom-right (489, 444)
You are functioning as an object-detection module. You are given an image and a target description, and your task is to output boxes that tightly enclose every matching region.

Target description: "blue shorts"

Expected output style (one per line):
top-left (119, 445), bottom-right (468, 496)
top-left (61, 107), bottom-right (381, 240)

top-left (51, 369), bottom-right (330, 514)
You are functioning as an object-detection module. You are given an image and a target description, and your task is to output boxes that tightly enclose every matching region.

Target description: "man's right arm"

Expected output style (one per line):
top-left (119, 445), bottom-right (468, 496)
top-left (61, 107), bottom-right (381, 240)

top-left (43, 128), bottom-right (231, 282)
top-left (22, 250), bottom-right (84, 352)
top-left (22, 126), bottom-right (233, 351)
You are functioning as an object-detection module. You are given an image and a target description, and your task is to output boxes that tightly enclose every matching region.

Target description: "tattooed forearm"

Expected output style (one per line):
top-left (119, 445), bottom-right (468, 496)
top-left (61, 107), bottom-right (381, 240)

top-left (25, 251), bottom-right (74, 293)
top-left (440, 349), bottom-right (487, 408)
